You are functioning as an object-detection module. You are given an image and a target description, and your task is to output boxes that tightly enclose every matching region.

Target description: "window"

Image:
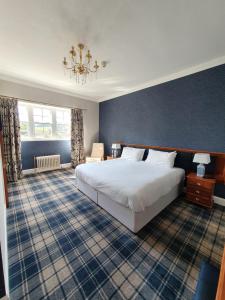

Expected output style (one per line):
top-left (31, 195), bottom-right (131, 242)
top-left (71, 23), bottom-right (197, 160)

top-left (18, 102), bottom-right (71, 141)
top-left (33, 107), bottom-right (53, 138)
top-left (18, 105), bottom-right (29, 137)
top-left (56, 110), bottom-right (71, 139)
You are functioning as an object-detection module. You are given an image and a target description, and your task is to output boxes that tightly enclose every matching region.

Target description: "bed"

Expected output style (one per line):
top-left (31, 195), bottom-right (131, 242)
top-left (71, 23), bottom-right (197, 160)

top-left (75, 156), bottom-right (185, 233)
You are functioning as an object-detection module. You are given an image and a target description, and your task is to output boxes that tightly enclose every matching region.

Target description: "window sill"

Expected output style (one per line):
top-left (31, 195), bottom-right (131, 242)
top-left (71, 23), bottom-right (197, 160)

top-left (21, 139), bottom-right (71, 142)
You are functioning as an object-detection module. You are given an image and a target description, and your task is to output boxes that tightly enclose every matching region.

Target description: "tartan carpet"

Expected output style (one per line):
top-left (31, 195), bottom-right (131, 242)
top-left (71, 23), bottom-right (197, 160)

top-left (7, 168), bottom-right (225, 300)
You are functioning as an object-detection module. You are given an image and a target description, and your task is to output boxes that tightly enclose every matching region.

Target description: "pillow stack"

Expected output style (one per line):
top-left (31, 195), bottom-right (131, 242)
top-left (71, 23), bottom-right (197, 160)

top-left (145, 149), bottom-right (177, 168)
top-left (121, 147), bottom-right (145, 161)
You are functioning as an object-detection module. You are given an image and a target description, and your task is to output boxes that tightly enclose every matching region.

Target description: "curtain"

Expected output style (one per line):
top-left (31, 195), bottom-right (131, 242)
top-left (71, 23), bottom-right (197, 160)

top-left (71, 108), bottom-right (84, 168)
top-left (0, 97), bottom-right (22, 181)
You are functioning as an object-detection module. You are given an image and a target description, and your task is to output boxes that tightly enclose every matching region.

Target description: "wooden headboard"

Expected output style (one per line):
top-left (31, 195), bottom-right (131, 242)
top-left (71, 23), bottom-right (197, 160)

top-left (120, 143), bottom-right (225, 184)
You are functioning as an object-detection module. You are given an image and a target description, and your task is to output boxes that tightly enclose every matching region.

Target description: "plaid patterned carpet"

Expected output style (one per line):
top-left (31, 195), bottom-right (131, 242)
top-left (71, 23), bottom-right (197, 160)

top-left (8, 169), bottom-right (225, 300)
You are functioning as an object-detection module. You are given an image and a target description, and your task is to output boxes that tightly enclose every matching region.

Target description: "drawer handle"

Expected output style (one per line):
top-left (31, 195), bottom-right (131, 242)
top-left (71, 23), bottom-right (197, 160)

top-left (197, 182), bottom-right (201, 186)
top-left (196, 190), bottom-right (200, 194)
top-left (195, 197), bottom-right (199, 201)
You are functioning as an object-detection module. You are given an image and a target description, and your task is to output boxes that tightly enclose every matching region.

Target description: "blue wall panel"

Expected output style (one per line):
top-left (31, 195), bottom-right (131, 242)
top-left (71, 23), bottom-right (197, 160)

top-left (21, 140), bottom-right (71, 170)
top-left (99, 64), bottom-right (225, 197)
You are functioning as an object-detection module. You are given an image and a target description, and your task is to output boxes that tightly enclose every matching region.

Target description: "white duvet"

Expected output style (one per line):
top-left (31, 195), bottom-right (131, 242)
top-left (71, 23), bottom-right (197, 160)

top-left (75, 159), bottom-right (185, 212)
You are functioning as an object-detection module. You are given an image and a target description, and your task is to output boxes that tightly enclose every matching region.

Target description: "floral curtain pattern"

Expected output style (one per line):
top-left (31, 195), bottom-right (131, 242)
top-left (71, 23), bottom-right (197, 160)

top-left (71, 108), bottom-right (84, 168)
top-left (0, 97), bottom-right (22, 181)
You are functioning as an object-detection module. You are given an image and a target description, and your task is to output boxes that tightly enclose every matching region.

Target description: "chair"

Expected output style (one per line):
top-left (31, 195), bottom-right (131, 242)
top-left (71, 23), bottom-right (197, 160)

top-left (86, 143), bottom-right (104, 163)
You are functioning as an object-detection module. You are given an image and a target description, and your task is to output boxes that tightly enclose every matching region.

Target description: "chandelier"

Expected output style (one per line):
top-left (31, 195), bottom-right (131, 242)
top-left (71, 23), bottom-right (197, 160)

top-left (63, 43), bottom-right (106, 84)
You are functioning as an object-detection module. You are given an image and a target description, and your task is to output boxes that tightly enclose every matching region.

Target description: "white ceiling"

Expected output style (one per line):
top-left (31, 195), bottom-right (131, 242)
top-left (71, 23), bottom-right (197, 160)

top-left (0, 0), bottom-right (225, 102)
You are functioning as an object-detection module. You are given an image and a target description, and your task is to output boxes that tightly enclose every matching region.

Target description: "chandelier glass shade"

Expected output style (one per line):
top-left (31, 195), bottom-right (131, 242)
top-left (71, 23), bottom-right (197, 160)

top-left (63, 43), bottom-right (106, 84)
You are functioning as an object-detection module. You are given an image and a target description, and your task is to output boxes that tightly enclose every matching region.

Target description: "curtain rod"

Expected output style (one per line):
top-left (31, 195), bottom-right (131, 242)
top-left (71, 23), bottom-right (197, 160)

top-left (0, 94), bottom-right (88, 110)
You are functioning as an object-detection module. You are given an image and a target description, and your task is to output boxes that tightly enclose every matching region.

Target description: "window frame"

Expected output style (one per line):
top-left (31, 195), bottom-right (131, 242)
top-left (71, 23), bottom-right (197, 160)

top-left (18, 101), bottom-right (71, 141)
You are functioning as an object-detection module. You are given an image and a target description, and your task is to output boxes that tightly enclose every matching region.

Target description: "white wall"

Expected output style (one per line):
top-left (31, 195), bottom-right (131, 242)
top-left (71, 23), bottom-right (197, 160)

top-left (0, 79), bottom-right (99, 155)
top-left (0, 147), bottom-right (9, 297)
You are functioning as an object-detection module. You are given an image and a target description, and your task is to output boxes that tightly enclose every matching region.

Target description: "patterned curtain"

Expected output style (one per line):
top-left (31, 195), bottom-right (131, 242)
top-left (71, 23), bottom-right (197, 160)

top-left (0, 97), bottom-right (22, 181)
top-left (71, 108), bottom-right (84, 168)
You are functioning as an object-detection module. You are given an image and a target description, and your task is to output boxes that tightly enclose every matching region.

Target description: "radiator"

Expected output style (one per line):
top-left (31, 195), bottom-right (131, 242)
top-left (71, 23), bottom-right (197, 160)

top-left (35, 155), bottom-right (61, 172)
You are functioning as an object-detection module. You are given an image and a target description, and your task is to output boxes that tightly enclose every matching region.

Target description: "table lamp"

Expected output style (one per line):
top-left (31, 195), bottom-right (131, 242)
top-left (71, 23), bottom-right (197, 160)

top-left (193, 153), bottom-right (210, 177)
top-left (112, 143), bottom-right (121, 158)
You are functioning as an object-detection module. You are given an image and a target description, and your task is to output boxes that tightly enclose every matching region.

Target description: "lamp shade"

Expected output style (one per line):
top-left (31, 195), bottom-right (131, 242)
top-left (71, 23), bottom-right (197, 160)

top-left (193, 153), bottom-right (210, 164)
top-left (112, 143), bottom-right (121, 150)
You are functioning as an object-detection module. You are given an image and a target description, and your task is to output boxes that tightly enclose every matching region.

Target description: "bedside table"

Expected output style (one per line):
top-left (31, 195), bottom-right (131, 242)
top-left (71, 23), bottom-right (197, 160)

top-left (106, 156), bottom-right (116, 160)
top-left (186, 173), bottom-right (216, 208)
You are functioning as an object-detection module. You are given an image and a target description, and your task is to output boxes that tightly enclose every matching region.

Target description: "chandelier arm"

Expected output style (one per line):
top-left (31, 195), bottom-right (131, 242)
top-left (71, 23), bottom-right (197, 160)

top-left (79, 47), bottom-right (82, 65)
top-left (70, 62), bottom-right (83, 67)
top-left (86, 66), bottom-right (98, 73)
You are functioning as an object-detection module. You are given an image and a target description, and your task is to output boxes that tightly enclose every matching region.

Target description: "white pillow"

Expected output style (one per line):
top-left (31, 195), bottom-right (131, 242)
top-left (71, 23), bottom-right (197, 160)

top-left (145, 149), bottom-right (177, 168)
top-left (121, 147), bottom-right (145, 161)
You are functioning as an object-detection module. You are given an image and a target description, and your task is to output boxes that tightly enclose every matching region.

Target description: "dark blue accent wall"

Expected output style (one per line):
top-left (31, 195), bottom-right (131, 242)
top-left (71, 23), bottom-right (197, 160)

top-left (21, 140), bottom-right (71, 170)
top-left (99, 64), bottom-right (225, 198)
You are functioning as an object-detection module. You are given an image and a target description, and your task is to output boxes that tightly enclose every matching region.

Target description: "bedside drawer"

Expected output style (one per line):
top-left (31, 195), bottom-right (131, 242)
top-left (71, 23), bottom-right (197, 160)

top-left (187, 184), bottom-right (212, 197)
top-left (187, 178), bottom-right (214, 190)
top-left (186, 173), bottom-right (215, 209)
top-left (186, 192), bottom-right (212, 207)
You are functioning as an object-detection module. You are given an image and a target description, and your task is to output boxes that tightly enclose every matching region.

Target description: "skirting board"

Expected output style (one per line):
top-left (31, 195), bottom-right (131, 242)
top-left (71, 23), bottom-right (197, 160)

top-left (22, 163), bottom-right (72, 175)
top-left (213, 196), bottom-right (225, 207)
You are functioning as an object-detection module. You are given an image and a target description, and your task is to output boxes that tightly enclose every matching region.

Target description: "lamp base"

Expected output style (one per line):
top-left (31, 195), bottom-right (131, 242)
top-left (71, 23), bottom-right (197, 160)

top-left (112, 149), bottom-right (120, 158)
top-left (197, 163), bottom-right (205, 177)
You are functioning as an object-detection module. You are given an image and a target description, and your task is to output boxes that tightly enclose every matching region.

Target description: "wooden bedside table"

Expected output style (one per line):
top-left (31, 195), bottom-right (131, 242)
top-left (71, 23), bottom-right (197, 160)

top-left (106, 156), bottom-right (116, 160)
top-left (186, 173), bottom-right (216, 208)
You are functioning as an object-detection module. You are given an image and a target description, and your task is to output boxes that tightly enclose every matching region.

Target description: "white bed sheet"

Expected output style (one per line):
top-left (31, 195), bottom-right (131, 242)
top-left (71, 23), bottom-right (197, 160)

top-left (75, 159), bottom-right (185, 212)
